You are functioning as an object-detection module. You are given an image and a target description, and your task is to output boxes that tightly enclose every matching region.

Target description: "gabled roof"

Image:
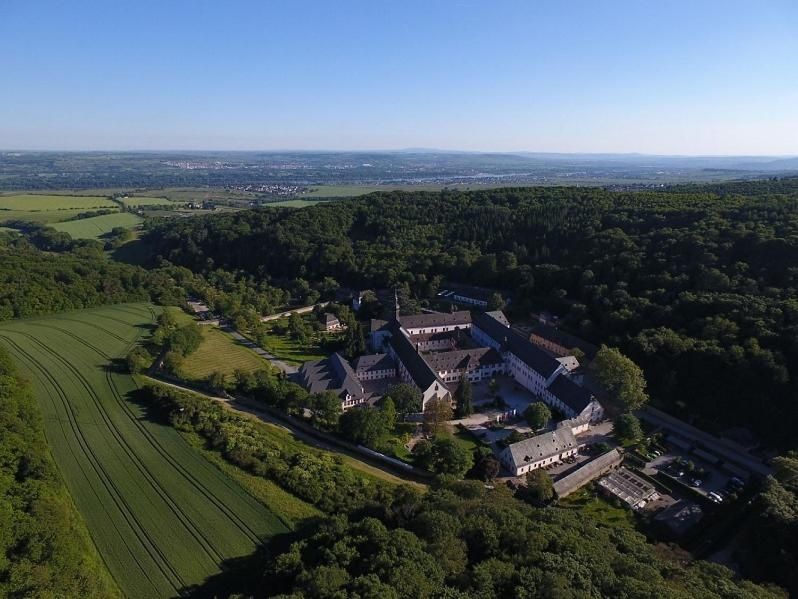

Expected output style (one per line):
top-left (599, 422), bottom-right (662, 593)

top-left (473, 311), bottom-right (561, 378)
top-left (505, 427), bottom-right (578, 468)
top-left (387, 321), bottom-right (443, 391)
top-left (352, 353), bottom-right (396, 373)
top-left (530, 323), bottom-right (598, 358)
top-left (423, 347), bottom-right (503, 373)
top-left (398, 310), bottom-right (471, 330)
top-left (547, 375), bottom-right (594, 414)
top-left (299, 352), bottom-right (363, 400)
top-left (323, 312), bottom-right (340, 324)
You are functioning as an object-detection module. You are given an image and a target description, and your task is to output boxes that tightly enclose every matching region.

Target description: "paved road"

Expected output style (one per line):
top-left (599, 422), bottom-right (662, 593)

top-left (223, 327), bottom-right (299, 375)
top-left (259, 302), bottom-right (330, 323)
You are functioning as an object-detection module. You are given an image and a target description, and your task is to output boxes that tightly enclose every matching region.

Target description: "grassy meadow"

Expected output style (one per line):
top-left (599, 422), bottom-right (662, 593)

top-left (0, 304), bottom-right (292, 598)
top-left (177, 325), bottom-right (271, 382)
top-left (52, 211), bottom-right (143, 239)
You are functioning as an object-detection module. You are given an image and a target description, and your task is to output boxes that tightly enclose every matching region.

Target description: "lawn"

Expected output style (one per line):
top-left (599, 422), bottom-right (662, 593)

top-left (52, 212), bottom-right (143, 239)
top-left (558, 487), bottom-right (636, 530)
top-left (259, 319), bottom-right (331, 364)
top-left (454, 428), bottom-right (482, 453)
top-left (177, 326), bottom-right (271, 382)
top-left (0, 304), bottom-right (290, 598)
top-left (0, 193), bottom-right (117, 223)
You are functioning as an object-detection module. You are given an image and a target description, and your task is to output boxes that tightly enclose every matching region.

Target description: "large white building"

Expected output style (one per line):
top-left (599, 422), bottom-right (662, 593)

top-left (500, 426), bottom-right (580, 476)
top-left (301, 307), bottom-right (604, 419)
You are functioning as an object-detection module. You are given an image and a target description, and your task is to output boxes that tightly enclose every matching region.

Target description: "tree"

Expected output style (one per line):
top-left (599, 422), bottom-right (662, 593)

top-left (385, 383), bottom-right (422, 416)
top-left (310, 391), bottom-right (342, 431)
top-left (474, 455), bottom-right (501, 481)
top-left (381, 396), bottom-right (397, 430)
top-left (162, 350), bottom-right (184, 374)
top-left (454, 378), bottom-right (473, 418)
top-left (590, 345), bottom-right (649, 411)
top-left (487, 292), bottom-right (505, 311)
top-left (208, 370), bottom-right (227, 393)
top-left (524, 469), bottom-right (554, 504)
top-left (524, 402), bottom-right (551, 430)
top-left (168, 323), bottom-right (203, 357)
top-left (413, 436), bottom-right (473, 477)
top-left (614, 413), bottom-right (643, 444)
top-left (504, 429), bottom-right (525, 446)
top-left (488, 378), bottom-right (499, 396)
top-left (423, 397), bottom-right (453, 435)
top-left (126, 346), bottom-right (152, 373)
top-left (339, 407), bottom-right (389, 448)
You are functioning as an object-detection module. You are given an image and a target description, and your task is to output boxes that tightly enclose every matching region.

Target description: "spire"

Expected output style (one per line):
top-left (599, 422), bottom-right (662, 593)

top-left (394, 288), bottom-right (400, 321)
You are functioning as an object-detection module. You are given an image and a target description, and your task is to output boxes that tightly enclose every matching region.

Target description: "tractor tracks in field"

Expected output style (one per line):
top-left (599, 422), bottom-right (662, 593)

top-left (10, 330), bottom-right (230, 568)
top-left (26, 321), bottom-right (270, 544)
top-left (0, 332), bottom-right (180, 596)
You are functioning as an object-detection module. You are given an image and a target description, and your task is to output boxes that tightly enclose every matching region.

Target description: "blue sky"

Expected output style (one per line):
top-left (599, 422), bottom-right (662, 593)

top-left (1, 0), bottom-right (796, 154)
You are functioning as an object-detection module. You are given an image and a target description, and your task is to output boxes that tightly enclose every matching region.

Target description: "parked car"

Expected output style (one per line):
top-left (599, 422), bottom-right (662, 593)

top-left (708, 491), bottom-right (724, 503)
top-left (728, 477), bottom-right (745, 489)
top-left (690, 478), bottom-right (703, 487)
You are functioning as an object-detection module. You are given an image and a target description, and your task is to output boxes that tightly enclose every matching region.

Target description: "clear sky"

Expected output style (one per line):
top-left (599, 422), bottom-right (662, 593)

top-left (1, 0), bottom-right (796, 154)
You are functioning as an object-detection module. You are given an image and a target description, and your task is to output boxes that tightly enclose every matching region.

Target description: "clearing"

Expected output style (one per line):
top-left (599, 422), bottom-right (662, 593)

top-left (0, 304), bottom-right (293, 598)
top-left (52, 212), bottom-right (143, 239)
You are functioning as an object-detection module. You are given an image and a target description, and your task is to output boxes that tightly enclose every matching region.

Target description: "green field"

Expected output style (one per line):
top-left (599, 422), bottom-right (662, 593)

top-left (53, 212), bottom-right (143, 239)
top-left (121, 195), bottom-right (179, 207)
top-left (0, 304), bottom-right (290, 598)
top-left (265, 198), bottom-right (335, 207)
top-left (0, 193), bottom-right (118, 223)
top-left (177, 326), bottom-right (271, 382)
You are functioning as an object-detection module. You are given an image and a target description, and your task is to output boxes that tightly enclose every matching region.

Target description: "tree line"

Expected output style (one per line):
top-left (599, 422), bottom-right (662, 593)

top-left (145, 181), bottom-right (798, 450)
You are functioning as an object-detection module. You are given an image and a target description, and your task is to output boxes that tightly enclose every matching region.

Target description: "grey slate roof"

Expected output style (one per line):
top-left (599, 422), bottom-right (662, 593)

top-left (473, 311), bottom-right (561, 378)
top-left (506, 427), bottom-right (578, 468)
top-left (398, 311), bottom-right (471, 330)
top-left (423, 347), bottom-right (503, 373)
top-left (387, 321), bottom-right (443, 390)
top-left (299, 352), bottom-right (363, 400)
top-left (352, 353), bottom-right (396, 373)
top-left (546, 375), bottom-right (595, 414)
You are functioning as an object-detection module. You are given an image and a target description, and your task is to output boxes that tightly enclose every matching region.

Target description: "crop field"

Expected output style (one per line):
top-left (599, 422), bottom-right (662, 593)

top-left (177, 326), bottom-right (271, 382)
top-left (0, 304), bottom-right (290, 598)
top-left (0, 193), bottom-right (117, 223)
top-left (52, 212), bottom-right (143, 239)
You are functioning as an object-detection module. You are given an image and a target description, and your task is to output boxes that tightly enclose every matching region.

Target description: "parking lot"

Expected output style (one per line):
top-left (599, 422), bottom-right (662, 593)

top-left (641, 447), bottom-right (745, 504)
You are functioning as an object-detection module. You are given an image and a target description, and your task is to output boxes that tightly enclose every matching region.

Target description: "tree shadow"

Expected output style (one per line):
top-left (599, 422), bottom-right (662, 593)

top-left (178, 531), bottom-right (299, 598)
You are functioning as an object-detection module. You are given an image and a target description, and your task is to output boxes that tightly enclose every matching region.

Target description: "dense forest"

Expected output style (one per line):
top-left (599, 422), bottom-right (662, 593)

top-left (0, 232), bottom-right (188, 319)
top-left (263, 480), bottom-right (783, 599)
top-left (146, 179), bottom-right (798, 451)
top-left (0, 347), bottom-right (119, 597)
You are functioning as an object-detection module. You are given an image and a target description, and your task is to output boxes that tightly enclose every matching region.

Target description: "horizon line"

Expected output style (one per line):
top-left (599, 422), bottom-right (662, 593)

top-left (2, 148), bottom-right (797, 159)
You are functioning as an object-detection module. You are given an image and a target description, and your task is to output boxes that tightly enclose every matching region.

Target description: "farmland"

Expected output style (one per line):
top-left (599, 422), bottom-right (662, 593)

top-left (0, 193), bottom-right (117, 223)
top-left (52, 212), bottom-right (143, 239)
top-left (0, 304), bottom-right (291, 598)
top-left (120, 195), bottom-right (179, 207)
